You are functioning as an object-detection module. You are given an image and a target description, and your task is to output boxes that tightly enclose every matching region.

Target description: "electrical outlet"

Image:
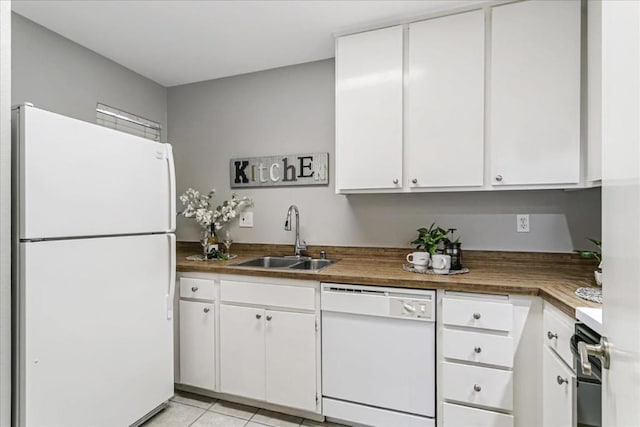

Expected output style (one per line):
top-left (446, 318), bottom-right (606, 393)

top-left (239, 212), bottom-right (253, 228)
top-left (517, 214), bottom-right (530, 233)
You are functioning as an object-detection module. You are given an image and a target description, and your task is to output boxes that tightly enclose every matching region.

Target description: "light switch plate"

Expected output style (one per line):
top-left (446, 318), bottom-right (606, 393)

top-left (240, 212), bottom-right (253, 228)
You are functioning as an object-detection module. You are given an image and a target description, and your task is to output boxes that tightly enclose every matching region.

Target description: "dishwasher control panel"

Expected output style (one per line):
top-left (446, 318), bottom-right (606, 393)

top-left (389, 296), bottom-right (433, 320)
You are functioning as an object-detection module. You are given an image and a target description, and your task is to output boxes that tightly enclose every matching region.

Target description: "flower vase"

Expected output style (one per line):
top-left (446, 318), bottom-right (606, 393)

top-left (207, 225), bottom-right (219, 255)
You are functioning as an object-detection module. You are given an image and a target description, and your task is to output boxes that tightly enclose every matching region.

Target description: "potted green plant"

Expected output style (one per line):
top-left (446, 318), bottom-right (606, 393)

top-left (575, 238), bottom-right (602, 286)
top-left (411, 223), bottom-right (449, 255)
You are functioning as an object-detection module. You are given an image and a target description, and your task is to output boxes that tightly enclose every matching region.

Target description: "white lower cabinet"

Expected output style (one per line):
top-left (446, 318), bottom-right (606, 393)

top-left (439, 292), bottom-right (528, 427)
top-left (178, 276), bottom-right (216, 391)
top-left (265, 310), bottom-right (317, 411)
top-left (219, 304), bottom-right (266, 401)
top-left (542, 346), bottom-right (576, 427)
top-left (219, 278), bottom-right (320, 413)
top-left (219, 305), bottom-right (318, 412)
top-left (542, 304), bottom-right (576, 427)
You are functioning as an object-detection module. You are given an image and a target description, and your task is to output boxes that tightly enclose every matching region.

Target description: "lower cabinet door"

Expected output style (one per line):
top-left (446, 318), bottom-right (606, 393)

top-left (265, 310), bottom-right (317, 412)
top-left (179, 301), bottom-right (215, 390)
top-left (220, 304), bottom-right (266, 401)
top-left (443, 403), bottom-right (513, 427)
top-left (542, 346), bottom-right (576, 427)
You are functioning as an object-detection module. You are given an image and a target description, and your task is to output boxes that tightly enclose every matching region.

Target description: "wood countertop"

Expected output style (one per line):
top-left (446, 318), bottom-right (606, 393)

top-left (176, 243), bottom-right (601, 319)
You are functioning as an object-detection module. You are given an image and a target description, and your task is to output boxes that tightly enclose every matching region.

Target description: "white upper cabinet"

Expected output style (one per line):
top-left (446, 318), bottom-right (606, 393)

top-left (407, 10), bottom-right (485, 188)
top-left (490, 0), bottom-right (581, 186)
top-left (587, 0), bottom-right (602, 183)
top-left (335, 26), bottom-right (404, 191)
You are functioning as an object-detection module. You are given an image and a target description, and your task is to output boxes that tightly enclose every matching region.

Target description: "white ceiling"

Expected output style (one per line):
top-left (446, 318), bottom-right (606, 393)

top-left (12, 0), bottom-right (488, 87)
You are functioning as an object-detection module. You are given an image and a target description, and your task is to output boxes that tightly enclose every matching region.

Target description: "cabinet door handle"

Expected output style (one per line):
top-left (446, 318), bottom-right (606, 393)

top-left (203, 307), bottom-right (210, 313)
top-left (256, 314), bottom-right (262, 319)
top-left (393, 179), bottom-right (399, 185)
top-left (474, 346), bottom-right (482, 354)
top-left (556, 376), bottom-right (568, 385)
top-left (473, 312), bottom-right (481, 320)
top-left (547, 331), bottom-right (558, 340)
top-left (266, 315), bottom-right (273, 321)
top-left (473, 384), bottom-right (482, 392)
top-left (191, 286), bottom-right (198, 292)
top-left (495, 175), bottom-right (503, 182)
top-left (412, 178), bottom-right (418, 184)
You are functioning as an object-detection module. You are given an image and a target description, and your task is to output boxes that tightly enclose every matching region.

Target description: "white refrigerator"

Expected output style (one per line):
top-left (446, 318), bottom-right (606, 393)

top-left (12, 105), bottom-right (176, 426)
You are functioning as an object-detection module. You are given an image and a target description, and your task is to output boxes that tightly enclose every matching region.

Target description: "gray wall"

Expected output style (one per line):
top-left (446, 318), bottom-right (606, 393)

top-left (11, 13), bottom-right (167, 140)
top-left (1, 3), bottom-right (10, 425)
top-left (168, 59), bottom-right (601, 252)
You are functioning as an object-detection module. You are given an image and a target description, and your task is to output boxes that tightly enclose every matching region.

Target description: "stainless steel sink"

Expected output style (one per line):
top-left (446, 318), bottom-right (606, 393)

top-left (288, 259), bottom-right (334, 271)
top-left (233, 256), bottom-right (301, 269)
top-left (232, 256), bottom-right (335, 272)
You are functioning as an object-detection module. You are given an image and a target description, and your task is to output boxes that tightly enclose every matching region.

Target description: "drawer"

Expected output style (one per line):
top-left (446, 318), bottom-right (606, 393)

top-left (220, 280), bottom-right (315, 310)
top-left (180, 277), bottom-right (215, 300)
top-left (443, 328), bottom-right (514, 368)
top-left (442, 362), bottom-right (513, 411)
top-left (443, 403), bottom-right (513, 427)
top-left (443, 297), bottom-right (512, 332)
top-left (543, 304), bottom-right (574, 367)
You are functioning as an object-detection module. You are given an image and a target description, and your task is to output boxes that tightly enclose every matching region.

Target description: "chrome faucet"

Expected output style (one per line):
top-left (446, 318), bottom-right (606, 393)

top-left (284, 205), bottom-right (307, 257)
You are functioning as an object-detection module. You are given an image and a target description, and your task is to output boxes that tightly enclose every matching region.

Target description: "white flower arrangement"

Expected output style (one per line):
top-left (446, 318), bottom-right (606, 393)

top-left (179, 188), bottom-right (253, 230)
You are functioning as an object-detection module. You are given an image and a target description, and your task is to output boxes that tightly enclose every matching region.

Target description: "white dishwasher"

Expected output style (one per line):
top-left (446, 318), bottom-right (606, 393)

top-left (321, 283), bottom-right (436, 427)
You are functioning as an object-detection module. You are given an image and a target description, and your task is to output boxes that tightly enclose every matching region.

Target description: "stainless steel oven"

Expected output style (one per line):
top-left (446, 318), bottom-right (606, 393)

top-left (570, 323), bottom-right (602, 427)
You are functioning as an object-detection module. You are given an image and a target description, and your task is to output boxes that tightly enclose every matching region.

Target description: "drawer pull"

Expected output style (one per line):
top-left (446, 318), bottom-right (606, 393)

top-left (393, 178), bottom-right (399, 185)
top-left (412, 178), bottom-right (418, 184)
top-left (203, 307), bottom-right (210, 313)
top-left (473, 384), bottom-right (482, 392)
top-left (474, 346), bottom-right (482, 354)
top-left (547, 331), bottom-right (558, 340)
top-left (473, 312), bottom-right (481, 320)
top-left (256, 314), bottom-right (262, 319)
top-left (495, 175), bottom-right (503, 182)
top-left (266, 315), bottom-right (273, 321)
top-left (556, 376), bottom-right (568, 385)
top-left (191, 286), bottom-right (199, 292)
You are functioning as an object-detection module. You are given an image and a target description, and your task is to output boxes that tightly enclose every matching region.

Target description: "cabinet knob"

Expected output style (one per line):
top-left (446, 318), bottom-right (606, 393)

top-left (256, 314), bottom-right (262, 319)
top-left (547, 331), bottom-right (558, 340)
top-left (474, 346), bottom-right (482, 354)
top-left (473, 384), bottom-right (482, 392)
top-left (495, 175), bottom-right (503, 182)
top-left (203, 307), bottom-right (210, 313)
top-left (393, 178), bottom-right (399, 185)
top-left (473, 312), bottom-right (481, 320)
top-left (556, 376), bottom-right (569, 385)
top-left (412, 178), bottom-right (418, 184)
top-left (266, 315), bottom-right (273, 321)
top-left (191, 286), bottom-right (198, 292)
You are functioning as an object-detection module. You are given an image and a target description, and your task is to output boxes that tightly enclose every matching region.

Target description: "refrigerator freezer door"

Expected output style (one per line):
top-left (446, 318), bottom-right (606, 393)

top-left (16, 234), bottom-right (175, 427)
top-left (17, 105), bottom-right (175, 239)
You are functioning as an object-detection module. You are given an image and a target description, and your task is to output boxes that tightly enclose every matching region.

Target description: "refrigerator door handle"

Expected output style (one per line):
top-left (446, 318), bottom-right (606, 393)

top-left (167, 234), bottom-right (176, 319)
top-left (166, 144), bottom-right (177, 232)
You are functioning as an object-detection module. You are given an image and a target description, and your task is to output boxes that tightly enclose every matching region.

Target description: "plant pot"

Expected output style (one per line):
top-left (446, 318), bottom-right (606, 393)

top-left (594, 270), bottom-right (602, 287)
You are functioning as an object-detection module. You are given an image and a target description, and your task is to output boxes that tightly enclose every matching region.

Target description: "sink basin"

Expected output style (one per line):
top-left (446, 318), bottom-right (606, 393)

top-left (232, 256), bottom-right (335, 272)
top-left (233, 256), bottom-right (301, 268)
top-left (288, 259), bottom-right (334, 271)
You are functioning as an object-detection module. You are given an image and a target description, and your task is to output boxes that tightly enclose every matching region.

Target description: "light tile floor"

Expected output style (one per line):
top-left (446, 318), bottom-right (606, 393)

top-left (143, 391), bottom-right (345, 427)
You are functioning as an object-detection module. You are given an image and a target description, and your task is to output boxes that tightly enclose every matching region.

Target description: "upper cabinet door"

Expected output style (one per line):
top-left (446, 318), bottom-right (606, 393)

top-left (407, 10), bottom-right (485, 188)
top-left (490, 0), bottom-right (581, 186)
top-left (335, 26), bottom-right (404, 192)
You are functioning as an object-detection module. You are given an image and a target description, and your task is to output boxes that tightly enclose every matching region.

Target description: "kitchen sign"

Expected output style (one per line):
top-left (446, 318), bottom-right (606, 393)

top-left (230, 153), bottom-right (329, 188)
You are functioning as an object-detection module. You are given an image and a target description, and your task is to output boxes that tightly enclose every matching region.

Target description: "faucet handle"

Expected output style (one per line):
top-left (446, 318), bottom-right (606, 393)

top-left (320, 250), bottom-right (326, 259)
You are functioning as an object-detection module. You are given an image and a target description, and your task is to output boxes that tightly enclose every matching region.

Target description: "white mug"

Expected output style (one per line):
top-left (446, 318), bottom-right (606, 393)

top-left (407, 252), bottom-right (430, 271)
top-left (431, 254), bottom-right (451, 274)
